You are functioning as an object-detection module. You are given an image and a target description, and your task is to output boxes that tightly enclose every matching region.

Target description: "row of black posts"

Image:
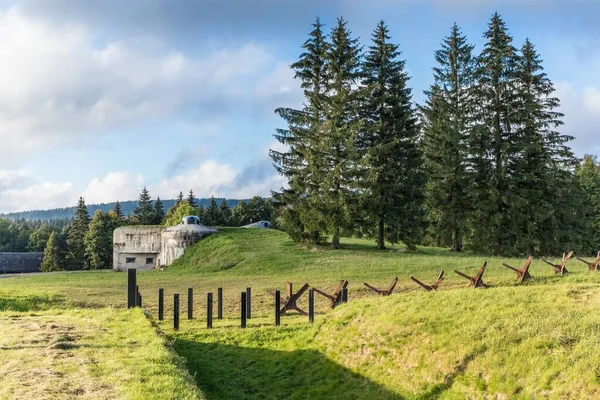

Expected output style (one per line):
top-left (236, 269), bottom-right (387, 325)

top-left (127, 268), bottom-right (349, 331)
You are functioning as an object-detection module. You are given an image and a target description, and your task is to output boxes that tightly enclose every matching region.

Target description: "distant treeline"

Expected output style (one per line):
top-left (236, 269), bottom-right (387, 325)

top-left (0, 188), bottom-right (275, 272)
top-left (0, 198), bottom-right (243, 221)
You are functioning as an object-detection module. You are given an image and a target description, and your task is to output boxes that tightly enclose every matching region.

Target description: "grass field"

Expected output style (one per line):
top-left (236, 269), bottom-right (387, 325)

top-left (2, 228), bottom-right (600, 398)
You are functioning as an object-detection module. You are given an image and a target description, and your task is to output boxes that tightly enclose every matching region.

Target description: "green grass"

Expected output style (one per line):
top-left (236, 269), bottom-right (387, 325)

top-left (0, 308), bottom-right (203, 400)
top-left (3, 227), bottom-right (600, 398)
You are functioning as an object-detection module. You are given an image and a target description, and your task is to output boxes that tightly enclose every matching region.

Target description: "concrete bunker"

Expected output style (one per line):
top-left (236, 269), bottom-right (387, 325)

top-left (113, 216), bottom-right (217, 271)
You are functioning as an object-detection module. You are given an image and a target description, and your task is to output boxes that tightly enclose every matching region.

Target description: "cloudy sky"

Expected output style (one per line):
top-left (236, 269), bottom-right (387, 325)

top-left (0, 0), bottom-right (598, 213)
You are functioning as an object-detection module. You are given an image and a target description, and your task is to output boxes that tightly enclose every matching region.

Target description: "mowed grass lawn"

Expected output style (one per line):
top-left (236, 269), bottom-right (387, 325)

top-left (2, 228), bottom-right (600, 398)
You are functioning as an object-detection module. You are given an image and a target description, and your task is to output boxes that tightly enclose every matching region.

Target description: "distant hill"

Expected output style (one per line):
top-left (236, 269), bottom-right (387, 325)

top-left (0, 198), bottom-right (245, 221)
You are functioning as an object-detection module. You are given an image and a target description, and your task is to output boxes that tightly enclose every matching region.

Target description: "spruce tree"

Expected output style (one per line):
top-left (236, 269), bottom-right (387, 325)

top-left (575, 155), bottom-right (600, 254)
top-left (66, 197), bottom-right (90, 269)
top-left (512, 38), bottom-right (576, 255)
top-left (270, 18), bottom-right (329, 244)
top-left (361, 21), bottom-right (425, 250)
top-left (84, 210), bottom-right (115, 269)
top-left (133, 186), bottom-right (155, 225)
top-left (204, 196), bottom-right (221, 226)
top-left (319, 17), bottom-right (363, 248)
top-left (197, 204), bottom-right (206, 224)
top-left (219, 200), bottom-right (232, 226)
top-left (41, 231), bottom-right (63, 272)
top-left (113, 201), bottom-right (124, 221)
top-left (421, 23), bottom-right (475, 251)
top-left (187, 190), bottom-right (198, 208)
top-left (154, 197), bottom-right (166, 224)
top-left (470, 12), bottom-right (521, 254)
top-left (177, 191), bottom-right (184, 204)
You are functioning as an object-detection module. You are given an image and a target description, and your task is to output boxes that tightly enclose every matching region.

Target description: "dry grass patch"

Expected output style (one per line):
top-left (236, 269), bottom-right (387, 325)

top-left (0, 309), bottom-right (203, 400)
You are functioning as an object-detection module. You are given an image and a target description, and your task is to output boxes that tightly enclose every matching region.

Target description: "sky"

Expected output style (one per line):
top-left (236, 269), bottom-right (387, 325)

top-left (0, 0), bottom-right (598, 213)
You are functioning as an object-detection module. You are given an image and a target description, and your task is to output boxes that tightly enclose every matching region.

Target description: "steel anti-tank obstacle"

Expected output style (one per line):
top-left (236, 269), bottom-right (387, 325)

top-left (268, 282), bottom-right (310, 315)
top-left (542, 251), bottom-right (573, 275)
top-left (410, 270), bottom-right (444, 292)
top-left (454, 261), bottom-right (489, 288)
top-left (364, 277), bottom-right (398, 296)
top-left (502, 256), bottom-right (533, 283)
top-left (576, 251), bottom-right (600, 272)
top-left (312, 280), bottom-right (348, 308)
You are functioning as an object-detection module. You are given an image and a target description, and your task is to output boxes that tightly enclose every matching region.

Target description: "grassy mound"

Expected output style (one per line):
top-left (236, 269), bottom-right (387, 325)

top-left (173, 282), bottom-right (600, 399)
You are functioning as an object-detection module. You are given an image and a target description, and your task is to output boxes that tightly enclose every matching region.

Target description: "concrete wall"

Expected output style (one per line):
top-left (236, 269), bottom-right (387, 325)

top-left (113, 226), bottom-right (163, 270)
top-left (160, 229), bottom-right (206, 266)
top-left (0, 252), bottom-right (44, 273)
top-left (114, 252), bottom-right (158, 272)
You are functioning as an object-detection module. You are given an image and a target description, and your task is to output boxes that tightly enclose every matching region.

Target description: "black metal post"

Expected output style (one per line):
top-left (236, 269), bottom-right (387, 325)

top-left (207, 293), bottom-right (213, 329)
top-left (217, 288), bottom-right (223, 320)
top-left (174, 294), bottom-right (180, 331)
top-left (246, 287), bottom-right (252, 319)
top-left (308, 289), bottom-right (314, 323)
top-left (138, 293), bottom-right (142, 307)
top-left (275, 290), bottom-right (281, 326)
top-left (127, 268), bottom-right (136, 309)
top-left (241, 292), bottom-right (247, 328)
top-left (188, 288), bottom-right (193, 320)
top-left (342, 287), bottom-right (348, 303)
top-left (158, 288), bottom-right (164, 321)
top-left (136, 285), bottom-right (140, 307)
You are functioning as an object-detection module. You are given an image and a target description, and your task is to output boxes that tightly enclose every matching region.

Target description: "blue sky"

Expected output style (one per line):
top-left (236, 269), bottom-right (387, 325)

top-left (0, 0), bottom-right (598, 213)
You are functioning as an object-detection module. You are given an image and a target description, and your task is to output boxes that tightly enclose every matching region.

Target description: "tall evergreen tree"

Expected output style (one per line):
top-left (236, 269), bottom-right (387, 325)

top-left (576, 155), bottom-right (600, 254)
top-left (133, 186), bottom-right (155, 225)
top-left (361, 21), bottom-right (425, 250)
top-left (41, 231), bottom-right (63, 272)
top-left (512, 38), bottom-right (576, 255)
top-left (319, 17), bottom-right (363, 248)
top-left (421, 23), bottom-right (475, 251)
top-left (470, 12), bottom-right (521, 254)
top-left (204, 196), bottom-right (221, 226)
top-left (219, 200), bottom-right (232, 226)
top-left (177, 191), bottom-right (184, 204)
top-left (84, 210), bottom-right (115, 269)
top-left (113, 201), bottom-right (124, 221)
top-left (197, 204), bottom-right (206, 224)
top-left (66, 197), bottom-right (90, 269)
top-left (187, 190), bottom-right (198, 208)
top-left (270, 18), bottom-right (329, 244)
top-left (154, 197), bottom-right (166, 224)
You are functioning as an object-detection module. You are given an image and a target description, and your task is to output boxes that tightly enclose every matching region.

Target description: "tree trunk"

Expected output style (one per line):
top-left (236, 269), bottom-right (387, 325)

top-left (377, 217), bottom-right (386, 250)
top-left (331, 227), bottom-right (341, 249)
top-left (451, 227), bottom-right (462, 252)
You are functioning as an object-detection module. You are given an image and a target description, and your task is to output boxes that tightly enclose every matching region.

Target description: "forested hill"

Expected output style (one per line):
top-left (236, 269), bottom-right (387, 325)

top-left (0, 198), bottom-right (244, 221)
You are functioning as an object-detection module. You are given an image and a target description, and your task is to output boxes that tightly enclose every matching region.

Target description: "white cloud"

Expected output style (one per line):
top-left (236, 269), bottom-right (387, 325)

top-left (0, 179), bottom-right (78, 213)
top-left (556, 82), bottom-right (600, 156)
top-left (82, 172), bottom-right (144, 204)
top-left (0, 7), bottom-right (271, 166)
top-left (255, 61), bottom-right (303, 113)
top-left (0, 158), bottom-right (286, 213)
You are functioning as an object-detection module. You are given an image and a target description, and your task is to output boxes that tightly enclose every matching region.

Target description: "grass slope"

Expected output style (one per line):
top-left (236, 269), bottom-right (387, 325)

top-left (3, 228), bottom-right (600, 398)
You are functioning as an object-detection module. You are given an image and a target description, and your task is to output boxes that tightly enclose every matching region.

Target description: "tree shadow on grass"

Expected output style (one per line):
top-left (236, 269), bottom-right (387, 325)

top-left (0, 294), bottom-right (66, 312)
top-left (174, 339), bottom-right (403, 400)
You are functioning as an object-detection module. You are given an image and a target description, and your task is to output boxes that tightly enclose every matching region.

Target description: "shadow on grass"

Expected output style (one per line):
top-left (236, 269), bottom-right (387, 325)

top-left (416, 345), bottom-right (487, 399)
top-left (0, 294), bottom-right (66, 312)
top-left (174, 339), bottom-right (403, 400)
